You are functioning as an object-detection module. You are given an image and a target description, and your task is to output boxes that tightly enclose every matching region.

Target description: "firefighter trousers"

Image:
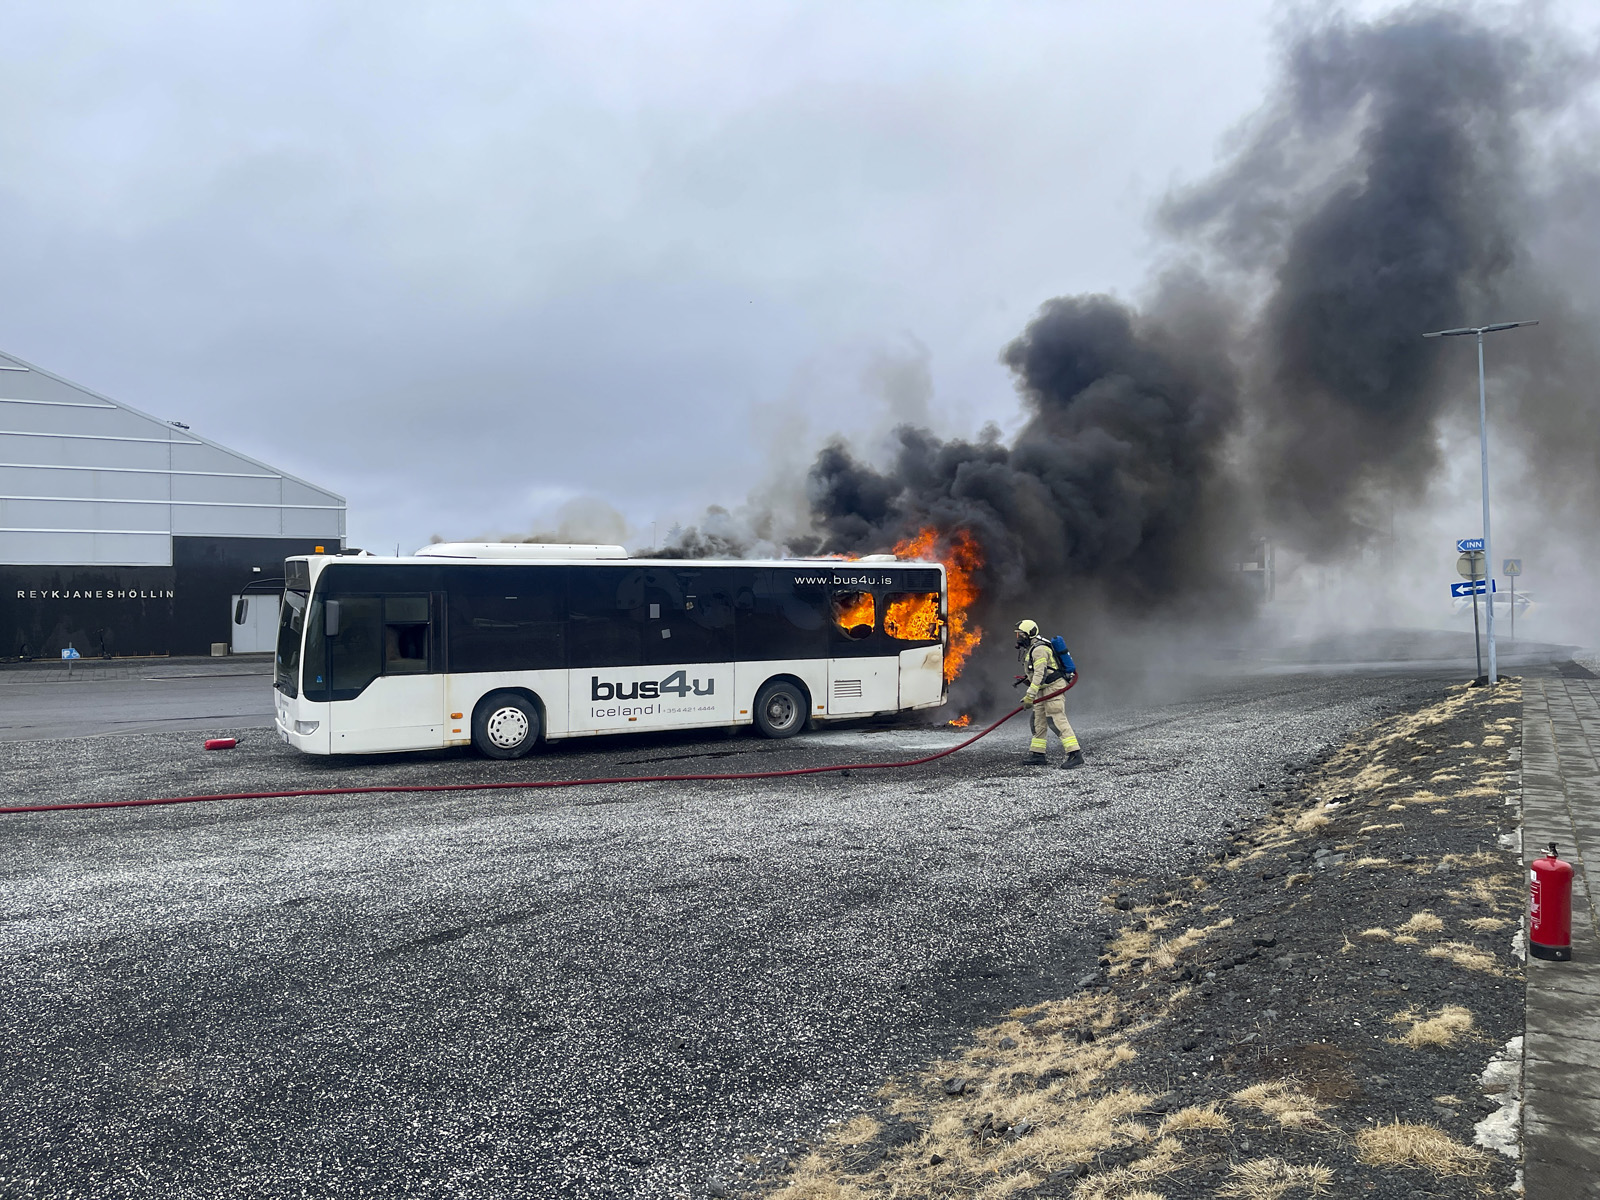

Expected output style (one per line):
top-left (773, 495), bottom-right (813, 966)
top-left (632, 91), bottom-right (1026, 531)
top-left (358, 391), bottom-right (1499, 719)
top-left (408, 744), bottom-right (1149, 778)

top-left (1030, 696), bottom-right (1080, 755)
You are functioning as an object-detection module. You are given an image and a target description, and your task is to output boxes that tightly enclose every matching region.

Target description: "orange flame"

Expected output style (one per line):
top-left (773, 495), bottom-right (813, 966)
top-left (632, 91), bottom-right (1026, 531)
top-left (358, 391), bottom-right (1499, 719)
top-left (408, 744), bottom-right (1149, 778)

top-left (891, 527), bottom-right (984, 683)
top-left (831, 590), bottom-right (876, 635)
top-left (947, 714), bottom-right (972, 727)
top-left (883, 591), bottom-right (940, 641)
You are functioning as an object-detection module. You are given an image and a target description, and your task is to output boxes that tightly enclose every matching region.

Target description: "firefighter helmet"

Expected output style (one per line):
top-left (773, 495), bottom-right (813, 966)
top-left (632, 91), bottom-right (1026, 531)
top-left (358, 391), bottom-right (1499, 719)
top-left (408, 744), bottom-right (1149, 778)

top-left (1015, 618), bottom-right (1039, 647)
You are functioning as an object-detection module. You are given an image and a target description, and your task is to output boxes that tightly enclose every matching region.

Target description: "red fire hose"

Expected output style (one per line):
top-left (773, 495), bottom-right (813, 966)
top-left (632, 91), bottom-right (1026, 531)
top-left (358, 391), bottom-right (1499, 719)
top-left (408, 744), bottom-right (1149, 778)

top-left (1, 680), bottom-right (1077, 817)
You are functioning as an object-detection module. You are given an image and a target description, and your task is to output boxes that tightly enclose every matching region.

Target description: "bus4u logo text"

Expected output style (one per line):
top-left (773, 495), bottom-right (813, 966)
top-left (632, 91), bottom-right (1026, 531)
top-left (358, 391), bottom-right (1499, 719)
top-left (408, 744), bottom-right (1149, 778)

top-left (590, 670), bottom-right (715, 701)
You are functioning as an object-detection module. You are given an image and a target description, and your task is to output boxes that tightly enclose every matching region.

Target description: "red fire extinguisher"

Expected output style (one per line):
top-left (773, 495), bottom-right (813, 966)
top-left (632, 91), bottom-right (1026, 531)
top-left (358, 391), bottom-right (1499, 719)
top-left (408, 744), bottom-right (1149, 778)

top-left (1530, 842), bottom-right (1573, 962)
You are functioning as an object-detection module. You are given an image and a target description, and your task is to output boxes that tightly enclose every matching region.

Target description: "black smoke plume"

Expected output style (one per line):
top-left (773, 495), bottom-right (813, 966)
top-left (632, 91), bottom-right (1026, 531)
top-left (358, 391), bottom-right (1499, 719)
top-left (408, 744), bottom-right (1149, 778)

top-left (667, 7), bottom-right (1598, 678)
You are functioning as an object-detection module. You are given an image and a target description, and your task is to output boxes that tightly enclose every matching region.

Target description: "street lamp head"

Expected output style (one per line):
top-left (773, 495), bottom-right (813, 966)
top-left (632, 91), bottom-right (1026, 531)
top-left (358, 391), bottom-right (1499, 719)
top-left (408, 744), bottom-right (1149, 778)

top-left (1423, 320), bottom-right (1538, 338)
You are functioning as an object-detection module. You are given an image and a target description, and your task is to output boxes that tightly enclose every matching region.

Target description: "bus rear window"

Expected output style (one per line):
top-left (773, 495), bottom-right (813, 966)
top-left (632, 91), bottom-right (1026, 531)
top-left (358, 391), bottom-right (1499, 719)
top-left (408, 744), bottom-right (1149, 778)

top-left (831, 591), bottom-right (875, 640)
top-left (883, 592), bottom-right (940, 641)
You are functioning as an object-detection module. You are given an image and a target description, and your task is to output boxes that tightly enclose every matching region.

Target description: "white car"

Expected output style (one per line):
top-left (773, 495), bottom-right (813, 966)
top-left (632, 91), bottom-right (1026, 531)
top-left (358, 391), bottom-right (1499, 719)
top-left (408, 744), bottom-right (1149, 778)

top-left (1453, 589), bottom-right (1532, 620)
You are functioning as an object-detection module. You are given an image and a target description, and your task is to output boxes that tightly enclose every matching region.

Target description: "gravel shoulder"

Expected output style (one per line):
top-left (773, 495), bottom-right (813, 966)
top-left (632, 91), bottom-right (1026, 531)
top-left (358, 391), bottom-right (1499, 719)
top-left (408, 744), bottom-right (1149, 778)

top-left (754, 681), bottom-right (1525, 1199)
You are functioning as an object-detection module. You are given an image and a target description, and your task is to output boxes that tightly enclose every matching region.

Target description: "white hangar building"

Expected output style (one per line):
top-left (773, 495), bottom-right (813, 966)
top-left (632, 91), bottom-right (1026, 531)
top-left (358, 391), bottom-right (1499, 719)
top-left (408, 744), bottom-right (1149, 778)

top-left (0, 348), bottom-right (346, 659)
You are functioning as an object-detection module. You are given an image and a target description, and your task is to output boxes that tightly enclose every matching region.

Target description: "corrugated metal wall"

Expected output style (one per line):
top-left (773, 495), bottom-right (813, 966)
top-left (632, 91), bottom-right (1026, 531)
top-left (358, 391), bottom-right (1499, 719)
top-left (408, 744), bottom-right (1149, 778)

top-left (0, 350), bottom-right (345, 566)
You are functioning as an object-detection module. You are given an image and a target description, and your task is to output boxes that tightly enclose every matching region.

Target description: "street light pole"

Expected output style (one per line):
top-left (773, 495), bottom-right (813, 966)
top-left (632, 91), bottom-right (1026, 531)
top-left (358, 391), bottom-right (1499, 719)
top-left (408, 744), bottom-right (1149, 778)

top-left (1423, 320), bottom-right (1538, 686)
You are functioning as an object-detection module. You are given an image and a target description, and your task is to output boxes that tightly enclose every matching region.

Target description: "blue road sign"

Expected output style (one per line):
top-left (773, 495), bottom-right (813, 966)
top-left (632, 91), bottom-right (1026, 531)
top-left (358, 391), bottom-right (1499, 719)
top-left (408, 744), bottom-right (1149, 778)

top-left (1457, 537), bottom-right (1485, 553)
top-left (1451, 580), bottom-right (1497, 598)
top-left (60, 647), bottom-right (80, 660)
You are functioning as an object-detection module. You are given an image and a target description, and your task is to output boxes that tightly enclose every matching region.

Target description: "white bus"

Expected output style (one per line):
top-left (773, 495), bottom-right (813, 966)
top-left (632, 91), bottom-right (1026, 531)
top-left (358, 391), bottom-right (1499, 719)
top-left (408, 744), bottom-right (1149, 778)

top-left (272, 543), bottom-right (949, 757)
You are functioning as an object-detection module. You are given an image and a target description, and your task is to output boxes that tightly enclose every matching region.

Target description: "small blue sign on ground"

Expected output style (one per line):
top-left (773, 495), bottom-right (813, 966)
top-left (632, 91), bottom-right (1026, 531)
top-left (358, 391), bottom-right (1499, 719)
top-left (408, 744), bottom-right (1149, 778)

top-left (1451, 580), bottom-right (1497, 598)
top-left (1458, 537), bottom-right (1486, 553)
top-left (60, 647), bottom-right (80, 660)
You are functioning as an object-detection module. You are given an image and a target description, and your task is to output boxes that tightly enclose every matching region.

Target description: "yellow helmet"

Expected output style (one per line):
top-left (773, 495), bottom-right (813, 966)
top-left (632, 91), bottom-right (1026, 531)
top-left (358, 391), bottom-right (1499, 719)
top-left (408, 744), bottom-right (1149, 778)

top-left (1015, 619), bottom-right (1039, 638)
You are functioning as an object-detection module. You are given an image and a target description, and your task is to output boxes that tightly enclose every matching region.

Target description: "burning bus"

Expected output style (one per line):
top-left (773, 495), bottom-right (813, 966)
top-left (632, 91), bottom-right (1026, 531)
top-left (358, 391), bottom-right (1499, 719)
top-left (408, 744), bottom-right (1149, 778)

top-left (271, 542), bottom-right (956, 757)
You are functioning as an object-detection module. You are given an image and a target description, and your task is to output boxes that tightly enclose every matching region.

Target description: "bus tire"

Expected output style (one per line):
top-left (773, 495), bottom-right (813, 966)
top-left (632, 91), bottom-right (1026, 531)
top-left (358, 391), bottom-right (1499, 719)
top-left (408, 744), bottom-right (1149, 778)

top-left (753, 679), bottom-right (807, 739)
top-left (473, 691), bottom-right (541, 759)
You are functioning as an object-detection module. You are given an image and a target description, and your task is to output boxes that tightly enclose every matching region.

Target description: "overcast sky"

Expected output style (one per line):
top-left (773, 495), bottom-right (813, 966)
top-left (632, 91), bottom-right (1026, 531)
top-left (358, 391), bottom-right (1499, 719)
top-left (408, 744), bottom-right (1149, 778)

top-left (4, 0), bottom-right (1572, 555)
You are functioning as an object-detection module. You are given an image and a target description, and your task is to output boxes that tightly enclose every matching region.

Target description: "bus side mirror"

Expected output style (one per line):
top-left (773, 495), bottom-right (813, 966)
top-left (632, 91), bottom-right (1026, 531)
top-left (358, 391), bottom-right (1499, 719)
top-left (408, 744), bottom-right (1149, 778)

top-left (234, 598), bottom-right (248, 625)
top-left (325, 600), bottom-right (341, 637)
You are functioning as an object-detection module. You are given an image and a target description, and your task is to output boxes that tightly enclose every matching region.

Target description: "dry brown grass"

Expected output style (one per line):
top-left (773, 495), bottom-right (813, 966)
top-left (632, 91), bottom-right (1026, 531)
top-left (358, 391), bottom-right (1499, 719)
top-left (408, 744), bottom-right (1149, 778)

top-left (1397, 911), bottom-right (1443, 935)
top-left (1146, 917), bottom-right (1233, 971)
top-left (1465, 916), bottom-right (1510, 933)
top-left (1293, 810), bottom-right (1331, 832)
top-left (1231, 1082), bottom-right (1326, 1129)
top-left (1159, 1104), bottom-right (1232, 1135)
top-left (1425, 942), bottom-right (1499, 973)
top-left (829, 1115), bottom-right (881, 1147)
top-left (1218, 1156), bottom-right (1335, 1199)
top-left (1462, 875), bottom-right (1513, 906)
top-left (1358, 822), bottom-right (1406, 834)
top-left (1284, 873), bottom-right (1313, 889)
top-left (1397, 788), bottom-right (1444, 808)
top-left (1355, 1121), bottom-right (1492, 1176)
top-left (1388, 1004), bottom-right (1475, 1048)
top-left (1357, 927), bottom-right (1393, 942)
top-left (1353, 857), bottom-right (1392, 868)
top-left (1439, 851), bottom-right (1501, 869)
top-left (1073, 1134), bottom-right (1185, 1200)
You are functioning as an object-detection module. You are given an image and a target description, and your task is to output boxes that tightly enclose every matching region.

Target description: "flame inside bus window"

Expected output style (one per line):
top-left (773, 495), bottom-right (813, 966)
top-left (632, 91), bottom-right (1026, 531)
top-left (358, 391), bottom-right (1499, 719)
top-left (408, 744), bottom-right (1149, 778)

top-left (831, 591), bottom-right (875, 640)
top-left (883, 592), bottom-right (941, 641)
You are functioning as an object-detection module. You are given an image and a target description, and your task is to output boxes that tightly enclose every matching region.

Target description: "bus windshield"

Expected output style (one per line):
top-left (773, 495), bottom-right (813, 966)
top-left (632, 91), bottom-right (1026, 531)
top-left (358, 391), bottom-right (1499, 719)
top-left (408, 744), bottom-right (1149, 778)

top-left (275, 590), bottom-right (308, 697)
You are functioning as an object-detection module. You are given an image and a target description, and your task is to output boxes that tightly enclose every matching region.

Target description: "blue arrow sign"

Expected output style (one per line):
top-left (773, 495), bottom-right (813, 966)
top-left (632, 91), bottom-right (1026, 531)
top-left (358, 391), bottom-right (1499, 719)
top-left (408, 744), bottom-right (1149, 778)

top-left (1451, 580), bottom-right (1497, 597)
top-left (1457, 537), bottom-right (1485, 552)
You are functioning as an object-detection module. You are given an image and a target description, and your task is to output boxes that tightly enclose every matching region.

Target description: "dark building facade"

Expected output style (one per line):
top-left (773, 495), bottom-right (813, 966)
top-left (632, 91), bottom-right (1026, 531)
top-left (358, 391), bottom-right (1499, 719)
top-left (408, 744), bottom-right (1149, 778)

top-left (4, 535), bottom-right (336, 658)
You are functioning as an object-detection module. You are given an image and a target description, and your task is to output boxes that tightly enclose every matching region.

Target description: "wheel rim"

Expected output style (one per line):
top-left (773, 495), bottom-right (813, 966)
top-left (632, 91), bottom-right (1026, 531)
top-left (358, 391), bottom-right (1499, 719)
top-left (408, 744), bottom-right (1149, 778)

top-left (765, 692), bottom-right (796, 730)
top-left (485, 706), bottom-right (530, 749)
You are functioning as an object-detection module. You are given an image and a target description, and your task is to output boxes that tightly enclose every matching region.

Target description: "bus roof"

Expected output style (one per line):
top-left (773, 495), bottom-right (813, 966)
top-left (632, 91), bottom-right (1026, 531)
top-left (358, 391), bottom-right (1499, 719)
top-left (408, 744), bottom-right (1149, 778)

top-left (290, 549), bottom-right (944, 572)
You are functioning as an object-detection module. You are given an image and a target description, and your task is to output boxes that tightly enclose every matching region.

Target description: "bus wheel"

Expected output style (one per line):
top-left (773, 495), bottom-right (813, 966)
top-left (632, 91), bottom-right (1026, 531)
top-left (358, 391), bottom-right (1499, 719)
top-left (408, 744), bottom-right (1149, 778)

top-left (754, 680), bottom-right (806, 739)
top-left (474, 691), bottom-right (540, 759)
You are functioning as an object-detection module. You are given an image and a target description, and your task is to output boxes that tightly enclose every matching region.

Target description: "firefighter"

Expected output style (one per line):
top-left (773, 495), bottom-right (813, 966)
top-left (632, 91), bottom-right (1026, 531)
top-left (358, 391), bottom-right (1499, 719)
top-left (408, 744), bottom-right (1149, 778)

top-left (1015, 619), bottom-right (1084, 769)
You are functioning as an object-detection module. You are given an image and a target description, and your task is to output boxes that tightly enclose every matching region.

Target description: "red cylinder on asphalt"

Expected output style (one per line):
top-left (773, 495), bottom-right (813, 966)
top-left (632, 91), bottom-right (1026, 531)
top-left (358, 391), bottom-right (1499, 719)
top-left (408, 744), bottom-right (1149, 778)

top-left (1530, 842), bottom-right (1573, 962)
top-left (203, 738), bottom-right (237, 751)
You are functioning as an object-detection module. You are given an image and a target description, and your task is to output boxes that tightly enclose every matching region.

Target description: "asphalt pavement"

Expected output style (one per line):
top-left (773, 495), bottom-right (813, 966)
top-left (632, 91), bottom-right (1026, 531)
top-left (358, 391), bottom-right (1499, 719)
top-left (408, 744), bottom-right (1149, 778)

top-left (0, 664), bottom-right (1465, 1200)
top-left (0, 657), bottom-right (274, 742)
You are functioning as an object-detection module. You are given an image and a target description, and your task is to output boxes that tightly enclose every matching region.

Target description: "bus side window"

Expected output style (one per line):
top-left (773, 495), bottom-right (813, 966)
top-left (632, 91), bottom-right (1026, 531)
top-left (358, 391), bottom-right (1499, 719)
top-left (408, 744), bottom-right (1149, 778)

top-left (384, 595), bottom-right (430, 674)
top-left (831, 590), bottom-right (876, 641)
top-left (641, 572), bottom-right (734, 665)
top-left (734, 570), bottom-right (827, 661)
top-left (568, 566), bottom-right (644, 668)
top-left (444, 566), bottom-right (565, 674)
top-left (883, 592), bottom-right (940, 641)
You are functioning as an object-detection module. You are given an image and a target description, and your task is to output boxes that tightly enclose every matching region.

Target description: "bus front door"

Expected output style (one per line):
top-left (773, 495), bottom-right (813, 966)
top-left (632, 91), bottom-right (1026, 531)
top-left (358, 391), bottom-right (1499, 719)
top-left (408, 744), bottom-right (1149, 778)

top-left (326, 594), bottom-right (447, 754)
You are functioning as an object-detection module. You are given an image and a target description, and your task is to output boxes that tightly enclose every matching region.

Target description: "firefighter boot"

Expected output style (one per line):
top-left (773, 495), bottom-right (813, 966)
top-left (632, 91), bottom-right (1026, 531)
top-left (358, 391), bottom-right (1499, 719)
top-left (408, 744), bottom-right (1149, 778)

top-left (1061, 749), bottom-right (1086, 770)
top-left (1027, 752), bottom-right (1050, 766)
